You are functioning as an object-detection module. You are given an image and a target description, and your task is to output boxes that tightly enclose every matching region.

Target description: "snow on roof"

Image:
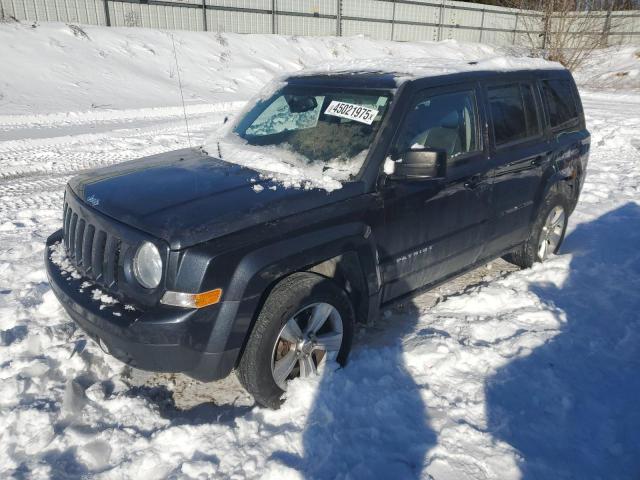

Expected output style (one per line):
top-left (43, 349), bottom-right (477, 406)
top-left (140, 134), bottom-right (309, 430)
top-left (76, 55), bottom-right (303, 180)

top-left (295, 55), bottom-right (564, 85)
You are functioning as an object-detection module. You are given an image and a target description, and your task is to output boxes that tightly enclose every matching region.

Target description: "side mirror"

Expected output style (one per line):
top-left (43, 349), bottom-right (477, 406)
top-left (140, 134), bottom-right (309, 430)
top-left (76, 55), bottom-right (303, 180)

top-left (391, 148), bottom-right (447, 180)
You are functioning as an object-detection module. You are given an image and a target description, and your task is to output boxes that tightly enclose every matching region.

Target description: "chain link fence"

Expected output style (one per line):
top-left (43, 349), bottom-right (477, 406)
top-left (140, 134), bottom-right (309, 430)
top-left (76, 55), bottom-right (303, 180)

top-left (1, 0), bottom-right (639, 48)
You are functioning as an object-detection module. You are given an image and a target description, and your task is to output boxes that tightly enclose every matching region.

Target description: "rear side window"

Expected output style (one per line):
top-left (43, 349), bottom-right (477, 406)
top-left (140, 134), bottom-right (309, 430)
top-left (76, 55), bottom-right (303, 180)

top-left (541, 79), bottom-right (579, 129)
top-left (488, 83), bottom-right (541, 146)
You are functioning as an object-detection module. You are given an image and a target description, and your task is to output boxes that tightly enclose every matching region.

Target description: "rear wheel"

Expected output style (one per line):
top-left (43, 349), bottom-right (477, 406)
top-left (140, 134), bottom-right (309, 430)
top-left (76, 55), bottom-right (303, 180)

top-left (537, 205), bottom-right (566, 261)
top-left (236, 272), bottom-right (354, 408)
top-left (504, 192), bottom-right (569, 269)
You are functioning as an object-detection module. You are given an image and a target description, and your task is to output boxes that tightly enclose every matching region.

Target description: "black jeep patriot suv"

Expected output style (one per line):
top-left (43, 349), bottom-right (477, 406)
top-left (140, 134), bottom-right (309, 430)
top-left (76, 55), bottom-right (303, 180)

top-left (46, 65), bottom-right (589, 408)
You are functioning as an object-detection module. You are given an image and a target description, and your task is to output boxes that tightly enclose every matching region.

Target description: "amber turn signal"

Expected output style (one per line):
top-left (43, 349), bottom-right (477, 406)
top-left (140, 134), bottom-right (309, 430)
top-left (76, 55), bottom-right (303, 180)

top-left (194, 288), bottom-right (223, 308)
top-left (160, 288), bottom-right (223, 309)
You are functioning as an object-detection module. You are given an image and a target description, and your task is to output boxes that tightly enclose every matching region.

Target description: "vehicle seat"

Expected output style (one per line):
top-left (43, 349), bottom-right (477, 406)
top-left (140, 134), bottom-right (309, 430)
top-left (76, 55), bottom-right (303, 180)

top-left (423, 111), bottom-right (462, 156)
top-left (413, 110), bottom-right (462, 156)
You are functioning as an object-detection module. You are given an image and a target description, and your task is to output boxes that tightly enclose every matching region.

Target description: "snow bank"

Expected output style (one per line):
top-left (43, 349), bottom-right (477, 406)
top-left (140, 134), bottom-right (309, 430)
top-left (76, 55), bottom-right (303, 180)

top-left (574, 45), bottom-right (640, 91)
top-left (0, 21), bottom-right (542, 117)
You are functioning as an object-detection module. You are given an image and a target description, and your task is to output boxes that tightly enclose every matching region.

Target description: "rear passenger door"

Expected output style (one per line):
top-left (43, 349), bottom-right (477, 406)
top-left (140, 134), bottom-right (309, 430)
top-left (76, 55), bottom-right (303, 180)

top-left (484, 80), bottom-right (551, 256)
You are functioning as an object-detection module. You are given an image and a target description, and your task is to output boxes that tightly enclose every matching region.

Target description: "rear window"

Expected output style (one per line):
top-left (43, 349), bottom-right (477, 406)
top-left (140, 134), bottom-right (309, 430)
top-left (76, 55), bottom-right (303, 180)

top-left (488, 83), bottom-right (541, 146)
top-left (541, 79), bottom-right (579, 129)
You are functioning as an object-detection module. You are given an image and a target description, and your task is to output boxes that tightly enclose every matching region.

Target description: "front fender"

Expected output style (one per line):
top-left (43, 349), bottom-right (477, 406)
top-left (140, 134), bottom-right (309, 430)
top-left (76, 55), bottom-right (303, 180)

top-left (204, 222), bottom-right (381, 356)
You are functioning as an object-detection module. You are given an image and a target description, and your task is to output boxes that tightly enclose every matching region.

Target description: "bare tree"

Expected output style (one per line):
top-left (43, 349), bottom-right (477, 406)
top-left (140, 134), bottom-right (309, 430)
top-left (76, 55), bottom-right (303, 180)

top-left (544, 1), bottom-right (610, 69)
top-left (500, 0), bottom-right (635, 70)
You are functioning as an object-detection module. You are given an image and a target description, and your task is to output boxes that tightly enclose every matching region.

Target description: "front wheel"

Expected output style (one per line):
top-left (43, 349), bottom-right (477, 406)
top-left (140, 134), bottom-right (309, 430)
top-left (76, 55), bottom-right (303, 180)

top-left (504, 192), bottom-right (569, 269)
top-left (236, 272), bottom-right (354, 408)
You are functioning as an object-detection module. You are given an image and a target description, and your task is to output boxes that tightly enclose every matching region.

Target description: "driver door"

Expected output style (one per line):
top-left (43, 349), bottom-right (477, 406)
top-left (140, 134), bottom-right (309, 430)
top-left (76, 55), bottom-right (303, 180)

top-left (375, 84), bottom-right (492, 302)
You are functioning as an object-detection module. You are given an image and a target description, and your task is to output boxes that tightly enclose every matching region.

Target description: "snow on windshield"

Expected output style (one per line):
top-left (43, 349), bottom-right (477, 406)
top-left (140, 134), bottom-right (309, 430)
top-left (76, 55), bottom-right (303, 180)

top-left (212, 136), bottom-right (368, 191)
top-left (204, 83), bottom-right (389, 192)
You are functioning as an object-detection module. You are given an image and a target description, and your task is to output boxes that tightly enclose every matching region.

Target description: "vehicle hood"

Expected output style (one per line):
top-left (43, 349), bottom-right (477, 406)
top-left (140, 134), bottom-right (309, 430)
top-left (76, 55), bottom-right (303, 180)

top-left (68, 148), bottom-right (364, 249)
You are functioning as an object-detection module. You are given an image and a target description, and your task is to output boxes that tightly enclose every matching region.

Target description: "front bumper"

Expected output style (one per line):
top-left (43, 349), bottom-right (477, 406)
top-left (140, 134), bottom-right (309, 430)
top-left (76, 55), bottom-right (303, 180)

top-left (45, 230), bottom-right (238, 381)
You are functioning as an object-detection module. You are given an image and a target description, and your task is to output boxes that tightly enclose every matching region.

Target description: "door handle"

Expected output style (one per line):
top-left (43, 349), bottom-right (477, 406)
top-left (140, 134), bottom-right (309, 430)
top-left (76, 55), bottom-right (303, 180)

top-left (464, 175), bottom-right (482, 190)
top-left (531, 151), bottom-right (553, 166)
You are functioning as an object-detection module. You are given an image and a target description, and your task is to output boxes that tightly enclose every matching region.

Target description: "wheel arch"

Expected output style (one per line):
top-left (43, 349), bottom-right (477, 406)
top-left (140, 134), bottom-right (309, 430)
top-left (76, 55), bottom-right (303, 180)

top-left (532, 162), bottom-right (577, 223)
top-left (306, 250), bottom-right (371, 325)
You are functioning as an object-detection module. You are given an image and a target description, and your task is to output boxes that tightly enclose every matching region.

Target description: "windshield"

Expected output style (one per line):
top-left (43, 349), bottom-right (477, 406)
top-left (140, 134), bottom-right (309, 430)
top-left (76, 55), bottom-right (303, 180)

top-left (210, 85), bottom-right (391, 190)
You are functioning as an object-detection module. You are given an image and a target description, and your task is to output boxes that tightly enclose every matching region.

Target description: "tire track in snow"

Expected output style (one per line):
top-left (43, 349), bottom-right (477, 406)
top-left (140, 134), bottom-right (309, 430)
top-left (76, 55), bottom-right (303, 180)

top-left (0, 113), bottom-right (233, 217)
top-left (0, 118), bottom-right (221, 179)
top-left (0, 101), bottom-right (244, 129)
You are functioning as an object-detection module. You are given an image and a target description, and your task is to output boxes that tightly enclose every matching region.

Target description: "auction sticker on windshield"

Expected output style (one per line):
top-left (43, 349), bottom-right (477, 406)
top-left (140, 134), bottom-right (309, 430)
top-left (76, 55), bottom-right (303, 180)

top-left (324, 101), bottom-right (379, 125)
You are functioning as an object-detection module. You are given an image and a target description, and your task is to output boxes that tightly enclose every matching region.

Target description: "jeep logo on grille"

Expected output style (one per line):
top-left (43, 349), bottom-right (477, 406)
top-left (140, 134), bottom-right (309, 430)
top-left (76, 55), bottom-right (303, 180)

top-left (86, 195), bottom-right (100, 207)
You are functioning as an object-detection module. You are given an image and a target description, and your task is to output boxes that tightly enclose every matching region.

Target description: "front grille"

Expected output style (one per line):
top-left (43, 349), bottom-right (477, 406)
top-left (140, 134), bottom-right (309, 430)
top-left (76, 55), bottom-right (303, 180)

top-left (62, 200), bottom-right (122, 289)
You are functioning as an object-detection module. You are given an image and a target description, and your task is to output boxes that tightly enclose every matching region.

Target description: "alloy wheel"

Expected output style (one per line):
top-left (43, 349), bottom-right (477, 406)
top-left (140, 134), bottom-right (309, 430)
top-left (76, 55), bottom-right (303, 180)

top-left (538, 205), bottom-right (566, 260)
top-left (270, 302), bottom-right (343, 390)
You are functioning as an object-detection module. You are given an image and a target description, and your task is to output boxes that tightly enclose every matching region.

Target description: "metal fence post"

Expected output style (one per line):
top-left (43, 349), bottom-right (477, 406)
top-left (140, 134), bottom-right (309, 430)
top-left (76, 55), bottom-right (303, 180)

top-left (479, 8), bottom-right (485, 43)
top-left (438, 1), bottom-right (444, 41)
top-left (513, 11), bottom-right (519, 44)
top-left (202, 0), bottom-right (207, 31)
top-left (542, 9), bottom-right (549, 50)
top-left (602, 8), bottom-right (612, 47)
top-left (391, 0), bottom-right (396, 41)
top-left (103, 0), bottom-right (111, 27)
top-left (272, 0), bottom-right (276, 34)
top-left (336, 0), bottom-right (341, 36)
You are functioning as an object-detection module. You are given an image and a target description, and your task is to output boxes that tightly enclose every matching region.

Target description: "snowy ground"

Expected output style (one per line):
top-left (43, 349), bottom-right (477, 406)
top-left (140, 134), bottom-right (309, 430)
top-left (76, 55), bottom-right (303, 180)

top-left (1, 22), bottom-right (640, 480)
top-left (573, 45), bottom-right (640, 92)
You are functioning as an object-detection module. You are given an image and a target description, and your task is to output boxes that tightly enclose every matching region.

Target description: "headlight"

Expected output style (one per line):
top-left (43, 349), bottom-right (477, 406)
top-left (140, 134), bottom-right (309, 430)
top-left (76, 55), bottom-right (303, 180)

top-left (133, 242), bottom-right (162, 289)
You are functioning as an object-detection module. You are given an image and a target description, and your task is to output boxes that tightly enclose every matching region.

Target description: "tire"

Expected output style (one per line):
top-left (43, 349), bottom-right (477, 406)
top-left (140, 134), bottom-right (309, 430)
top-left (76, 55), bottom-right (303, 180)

top-left (236, 272), bottom-right (355, 409)
top-left (504, 190), bottom-right (570, 269)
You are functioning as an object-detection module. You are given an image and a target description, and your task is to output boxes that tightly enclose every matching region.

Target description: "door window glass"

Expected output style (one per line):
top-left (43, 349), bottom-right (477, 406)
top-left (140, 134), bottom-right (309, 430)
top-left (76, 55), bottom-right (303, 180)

top-left (541, 79), bottom-right (579, 129)
top-left (488, 83), bottom-right (541, 146)
top-left (396, 90), bottom-right (478, 160)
